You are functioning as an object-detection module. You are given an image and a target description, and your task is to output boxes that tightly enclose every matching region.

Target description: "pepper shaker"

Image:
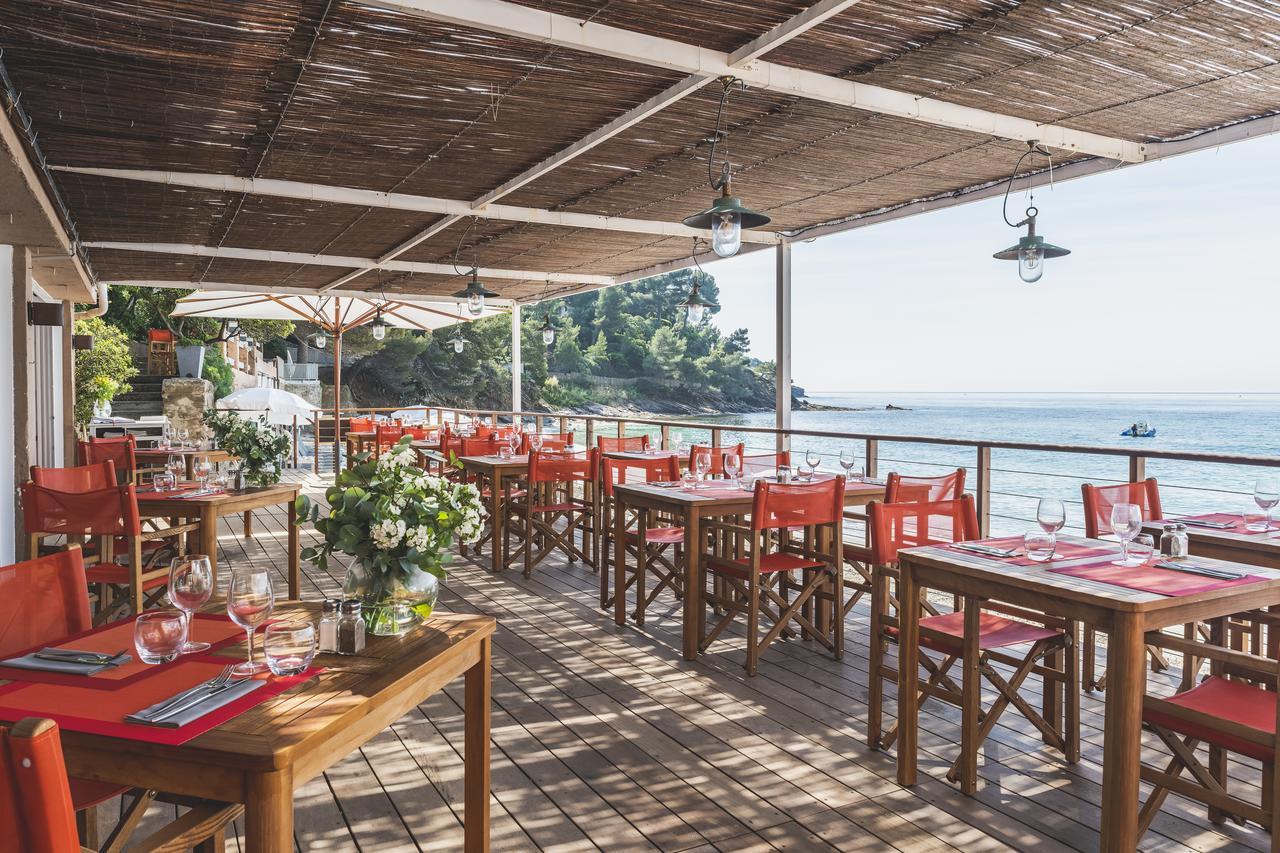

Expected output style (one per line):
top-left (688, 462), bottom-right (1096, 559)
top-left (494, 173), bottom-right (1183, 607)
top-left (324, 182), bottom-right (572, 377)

top-left (337, 599), bottom-right (366, 655)
top-left (1160, 523), bottom-right (1189, 558)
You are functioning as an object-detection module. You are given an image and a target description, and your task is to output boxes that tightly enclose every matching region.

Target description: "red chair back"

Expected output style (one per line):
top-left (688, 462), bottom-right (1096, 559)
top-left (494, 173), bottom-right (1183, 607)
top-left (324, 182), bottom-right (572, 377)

top-left (30, 462), bottom-right (117, 492)
top-left (405, 426), bottom-right (434, 441)
top-left (529, 449), bottom-right (598, 485)
top-left (440, 426), bottom-right (464, 460)
top-left (0, 718), bottom-right (82, 852)
top-left (77, 435), bottom-right (137, 482)
top-left (868, 495), bottom-right (980, 565)
top-left (597, 435), bottom-right (651, 453)
top-left (1081, 478), bottom-right (1163, 537)
top-left (750, 476), bottom-right (845, 532)
top-left (522, 432), bottom-right (574, 454)
top-left (885, 468), bottom-right (967, 503)
top-left (601, 455), bottom-right (679, 498)
top-left (22, 482), bottom-right (142, 539)
top-left (689, 443), bottom-right (746, 477)
top-left (350, 416), bottom-right (376, 433)
top-left (472, 423), bottom-right (494, 439)
top-left (741, 451), bottom-right (790, 477)
top-left (460, 436), bottom-right (502, 457)
top-left (376, 424), bottom-right (407, 447)
top-left (0, 549), bottom-right (91, 658)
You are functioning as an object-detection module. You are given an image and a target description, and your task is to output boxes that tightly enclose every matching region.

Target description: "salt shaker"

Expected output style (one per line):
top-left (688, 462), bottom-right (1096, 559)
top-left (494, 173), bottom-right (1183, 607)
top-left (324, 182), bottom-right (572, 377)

top-left (318, 598), bottom-right (340, 653)
top-left (337, 600), bottom-right (366, 655)
top-left (1160, 523), bottom-right (1189, 558)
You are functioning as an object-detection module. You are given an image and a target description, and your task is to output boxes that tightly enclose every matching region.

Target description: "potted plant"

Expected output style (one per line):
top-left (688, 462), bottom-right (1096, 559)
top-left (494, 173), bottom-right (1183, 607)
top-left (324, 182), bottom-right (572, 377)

top-left (202, 410), bottom-right (289, 487)
top-left (295, 437), bottom-right (485, 635)
top-left (176, 336), bottom-right (206, 379)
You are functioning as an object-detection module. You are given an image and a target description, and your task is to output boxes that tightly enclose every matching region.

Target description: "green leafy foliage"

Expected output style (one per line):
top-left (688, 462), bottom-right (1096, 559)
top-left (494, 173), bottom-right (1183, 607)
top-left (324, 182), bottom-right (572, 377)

top-left (104, 285), bottom-right (293, 345)
top-left (73, 317), bottom-right (138, 426)
top-left (202, 349), bottom-right (234, 399)
top-left (201, 411), bottom-right (289, 486)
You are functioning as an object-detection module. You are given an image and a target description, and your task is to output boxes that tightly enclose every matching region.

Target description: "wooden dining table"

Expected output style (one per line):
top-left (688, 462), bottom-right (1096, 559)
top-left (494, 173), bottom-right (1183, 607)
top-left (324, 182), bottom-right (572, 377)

top-left (1144, 515), bottom-right (1280, 569)
top-left (5, 602), bottom-right (495, 852)
top-left (136, 482), bottom-right (302, 598)
top-left (136, 446), bottom-right (235, 481)
top-left (458, 454), bottom-right (533, 573)
top-left (894, 535), bottom-right (1280, 852)
top-left (612, 475), bottom-right (885, 660)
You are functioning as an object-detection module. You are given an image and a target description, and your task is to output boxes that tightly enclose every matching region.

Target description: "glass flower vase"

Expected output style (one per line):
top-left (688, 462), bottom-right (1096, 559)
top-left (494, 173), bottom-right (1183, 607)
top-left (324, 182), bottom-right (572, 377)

top-left (343, 560), bottom-right (440, 637)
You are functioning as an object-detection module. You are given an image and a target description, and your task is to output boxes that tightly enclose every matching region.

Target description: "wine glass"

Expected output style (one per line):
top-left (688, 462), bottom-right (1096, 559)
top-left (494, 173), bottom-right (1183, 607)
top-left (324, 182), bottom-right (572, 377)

top-left (194, 458), bottom-right (213, 489)
top-left (806, 449), bottom-right (822, 474)
top-left (1253, 478), bottom-right (1280, 531)
top-left (529, 433), bottom-right (544, 453)
top-left (167, 453), bottom-right (185, 483)
top-left (1110, 503), bottom-right (1144, 567)
top-left (1037, 498), bottom-right (1067, 535)
top-left (839, 449), bottom-right (857, 481)
top-left (670, 430), bottom-right (684, 452)
top-left (168, 555), bottom-right (213, 653)
top-left (694, 451), bottom-right (712, 485)
top-left (178, 428), bottom-right (190, 449)
top-left (723, 451), bottom-right (740, 483)
top-left (507, 431), bottom-right (520, 454)
top-left (227, 566), bottom-right (275, 676)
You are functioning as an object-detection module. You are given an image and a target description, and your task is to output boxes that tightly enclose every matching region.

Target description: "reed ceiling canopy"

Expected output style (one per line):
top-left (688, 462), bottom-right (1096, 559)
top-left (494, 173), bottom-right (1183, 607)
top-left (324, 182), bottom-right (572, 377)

top-left (2, 0), bottom-right (1279, 303)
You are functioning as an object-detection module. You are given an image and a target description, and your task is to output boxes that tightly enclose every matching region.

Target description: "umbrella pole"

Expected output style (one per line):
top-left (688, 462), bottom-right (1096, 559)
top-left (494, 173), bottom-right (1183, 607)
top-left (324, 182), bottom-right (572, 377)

top-left (333, 327), bottom-right (342, 477)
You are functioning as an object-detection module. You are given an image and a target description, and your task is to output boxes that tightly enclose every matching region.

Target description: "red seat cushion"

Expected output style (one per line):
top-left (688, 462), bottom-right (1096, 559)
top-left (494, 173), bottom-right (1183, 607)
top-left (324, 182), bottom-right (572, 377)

top-left (710, 551), bottom-right (826, 580)
top-left (70, 777), bottom-right (130, 809)
top-left (84, 564), bottom-right (168, 589)
top-left (629, 526), bottom-right (684, 545)
top-left (1144, 676), bottom-right (1276, 762)
top-left (915, 611), bottom-right (1061, 653)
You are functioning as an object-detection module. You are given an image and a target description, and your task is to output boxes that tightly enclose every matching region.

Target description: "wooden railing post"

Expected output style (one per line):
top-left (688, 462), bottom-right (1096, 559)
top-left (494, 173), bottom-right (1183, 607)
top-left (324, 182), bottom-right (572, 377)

top-left (975, 445), bottom-right (992, 536)
top-left (312, 411), bottom-right (320, 474)
top-left (291, 415), bottom-right (299, 468)
top-left (584, 418), bottom-right (594, 448)
top-left (660, 424), bottom-right (670, 450)
top-left (711, 428), bottom-right (723, 447)
top-left (865, 439), bottom-right (878, 479)
top-left (1129, 454), bottom-right (1146, 483)
top-left (616, 419), bottom-right (625, 439)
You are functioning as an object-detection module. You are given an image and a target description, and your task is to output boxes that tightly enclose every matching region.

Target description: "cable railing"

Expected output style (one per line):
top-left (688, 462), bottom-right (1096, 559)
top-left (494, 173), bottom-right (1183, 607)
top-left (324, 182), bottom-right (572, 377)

top-left (299, 404), bottom-right (1280, 538)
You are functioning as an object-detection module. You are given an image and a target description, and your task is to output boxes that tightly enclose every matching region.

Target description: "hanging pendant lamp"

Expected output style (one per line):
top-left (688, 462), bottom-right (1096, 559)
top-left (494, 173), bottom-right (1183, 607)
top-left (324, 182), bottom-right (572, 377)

top-left (540, 312), bottom-right (556, 347)
top-left (993, 141), bottom-right (1071, 283)
top-left (370, 307), bottom-right (388, 341)
top-left (453, 269), bottom-right (500, 316)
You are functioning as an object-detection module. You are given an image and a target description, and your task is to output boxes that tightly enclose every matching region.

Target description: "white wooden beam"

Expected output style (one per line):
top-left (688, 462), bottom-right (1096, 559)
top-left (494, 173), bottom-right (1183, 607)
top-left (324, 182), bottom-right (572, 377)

top-left (99, 279), bottom-right (512, 305)
top-left (510, 303), bottom-right (522, 412)
top-left (53, 165), bottom-right (780, 245)
top-left (728, 0), bottom-right (865, 66)
top-left (370, 0), bottom-right (1147, 163)
top-left (83, 241), bottom-right (615, 286)
top-left (774, 241), bottom-right (792, 451)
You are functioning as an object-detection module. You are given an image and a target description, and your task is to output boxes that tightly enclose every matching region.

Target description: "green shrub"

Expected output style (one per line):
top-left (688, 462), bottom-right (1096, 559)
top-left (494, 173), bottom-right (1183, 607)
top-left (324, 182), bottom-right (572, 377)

top-left (73, 317), bottom-right (137, 426)
top-left (203, 348), bottom-right (234, 399)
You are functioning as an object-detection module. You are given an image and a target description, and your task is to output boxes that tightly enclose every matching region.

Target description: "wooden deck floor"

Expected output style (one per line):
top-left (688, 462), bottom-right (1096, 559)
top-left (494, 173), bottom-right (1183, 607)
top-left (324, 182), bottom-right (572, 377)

top-left (114, 471), bottom-right (1271, 852)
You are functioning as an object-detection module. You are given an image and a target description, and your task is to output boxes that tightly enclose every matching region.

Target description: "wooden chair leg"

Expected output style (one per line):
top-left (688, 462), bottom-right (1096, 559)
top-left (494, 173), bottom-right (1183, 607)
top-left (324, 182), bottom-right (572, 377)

top-left (959, 597), bottom-right (982, 796)
top-left (746, 577), bottom-right (760, 677)
top-left (868, 566), bottom-right (887, 749)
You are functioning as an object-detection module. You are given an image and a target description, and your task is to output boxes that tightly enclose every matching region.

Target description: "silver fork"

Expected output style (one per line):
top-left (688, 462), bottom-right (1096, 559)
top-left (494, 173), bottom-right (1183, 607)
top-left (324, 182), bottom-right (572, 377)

top-left (141, 664), bottom-right (235, 720)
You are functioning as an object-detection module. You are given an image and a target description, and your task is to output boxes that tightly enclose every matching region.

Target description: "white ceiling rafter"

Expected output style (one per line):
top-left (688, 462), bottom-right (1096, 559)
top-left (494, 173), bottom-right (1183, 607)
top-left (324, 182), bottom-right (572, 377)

top-left (100, 279), bottom-right (503, 305)
top-left (367, 0), bottom-right (1147, 163)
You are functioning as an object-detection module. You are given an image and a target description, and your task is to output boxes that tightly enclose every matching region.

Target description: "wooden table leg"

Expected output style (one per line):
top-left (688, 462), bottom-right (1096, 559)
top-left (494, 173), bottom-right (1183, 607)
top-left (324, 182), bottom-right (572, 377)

top-left (489, 473), bottom-right (504, 573)
top-left (243, 767), bottom-right (293, 852)
top-left (185, 455), bottom-right (196, 481)
top-left (287, 497), bottom-right (300, 600)
top-left (896, 562), bottom-right (920, 786)
top-left (1099, 612), bottom-right (1145, 853)
top-left (613, 496), bottom-right (627, 626)
top-left (200, 506), bottom-right (219, 589)
top-left (681, 508), bottom-right (702, 661)
top-left (243, 510), bottom-right (254, 539)
top-left (465, 636), bottom-right (492, 853)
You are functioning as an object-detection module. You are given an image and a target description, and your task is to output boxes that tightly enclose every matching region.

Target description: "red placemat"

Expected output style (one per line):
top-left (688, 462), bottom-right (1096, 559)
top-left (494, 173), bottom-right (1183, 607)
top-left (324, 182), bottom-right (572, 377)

top-left (0, 656), bottom-right (321, 745)
top-left (1047, 560), bottom-right (1265, 596)
top-left (0, 615), bottom-right (250, 689)
top-left (954, 536), bottom-right (1116, 568)
top-left (1166, 513), bottom-right (1280, 536)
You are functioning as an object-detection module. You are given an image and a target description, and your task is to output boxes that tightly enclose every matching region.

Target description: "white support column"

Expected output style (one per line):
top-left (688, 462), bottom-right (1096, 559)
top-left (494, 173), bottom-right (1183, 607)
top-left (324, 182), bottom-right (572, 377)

top-left (774, 241), bottom-right (792, 453)
top-left (510, 303), bottom-right (522, 415)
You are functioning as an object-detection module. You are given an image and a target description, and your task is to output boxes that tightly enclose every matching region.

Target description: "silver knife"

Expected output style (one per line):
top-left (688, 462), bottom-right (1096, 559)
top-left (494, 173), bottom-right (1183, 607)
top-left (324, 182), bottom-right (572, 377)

top-left (33, 651), bottom-right (123, 666)
top-left (1154, 561), bottom-right (1245, 580)
top-left (1175, 518), bottom-right (1237, 529)
top-left (145, 682), bottom-right (236, 723)
top-left (952, 543), bottom-right (1019, 559)
top-left (140, 677), bottom-right (228, 719)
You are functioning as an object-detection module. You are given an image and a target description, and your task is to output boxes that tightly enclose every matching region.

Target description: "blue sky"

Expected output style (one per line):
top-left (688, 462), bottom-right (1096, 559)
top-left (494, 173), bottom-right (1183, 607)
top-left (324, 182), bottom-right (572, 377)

top-left (707, 132), bottom-right (1279, 394)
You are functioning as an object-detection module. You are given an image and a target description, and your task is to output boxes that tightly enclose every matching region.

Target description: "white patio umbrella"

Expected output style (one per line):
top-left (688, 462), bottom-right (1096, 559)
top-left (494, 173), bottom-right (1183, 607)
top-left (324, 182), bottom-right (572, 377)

top-left (216, 387), bottom-right (319, 426)
top-left (170, 290), bottom-right (504, 467)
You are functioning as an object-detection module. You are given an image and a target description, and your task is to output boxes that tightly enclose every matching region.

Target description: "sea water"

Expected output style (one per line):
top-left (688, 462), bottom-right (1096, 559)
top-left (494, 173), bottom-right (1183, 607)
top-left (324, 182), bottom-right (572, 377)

top-left (662, 392), bottom-right (1280, 535)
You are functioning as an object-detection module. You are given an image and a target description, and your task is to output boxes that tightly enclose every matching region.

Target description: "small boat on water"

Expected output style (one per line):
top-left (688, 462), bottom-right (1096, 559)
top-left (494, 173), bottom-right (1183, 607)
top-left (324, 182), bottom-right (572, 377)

top-left (1121, 421), bottom-right (1157, 438)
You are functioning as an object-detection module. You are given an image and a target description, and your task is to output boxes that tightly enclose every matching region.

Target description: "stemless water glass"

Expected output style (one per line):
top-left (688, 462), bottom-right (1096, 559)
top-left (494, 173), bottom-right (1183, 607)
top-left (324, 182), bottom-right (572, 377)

top-left (1023, 531), bottom-right (1056, 563)
top-left (1253, 478), bottom-right (1280, 531)
top-left (134, 611), bottom-right (186, 664)
top-left (806, 449), bottom-right (822, 475)
top-left (1037, 498), bottom-right (1067, 535)
top-left (227, 566), bottom-right (275, 676)
top-left (264, 622), bottom-right (316, 676)
top-left (723, 451), bottom-right (740, 483)
top-left (1129, 533), bottom-right (1156, 564)
top-left (168, 554), bottom-right (213, 653)
top-left (152, 470), bottom-right (175, 493)
top-left (1110, 503), bottom-right (1144, 566)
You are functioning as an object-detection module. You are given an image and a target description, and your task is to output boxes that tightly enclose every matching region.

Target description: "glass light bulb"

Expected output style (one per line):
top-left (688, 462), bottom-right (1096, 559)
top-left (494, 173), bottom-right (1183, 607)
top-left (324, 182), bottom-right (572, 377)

top-left (453, 338), bottom-right (465, 354)
top-left (711, 210), bottom-right (741, 258)
top-left (313, 334), bottom-right (326, 350)
top-left (467, 292), bottom-right (484, 315)
top-left (371, 320), bottom-right (386, 341)
top-left (542, 328), bottom-right (555, 346)
top-left (686, 303), bottom-right (706, 324)
top-left (1018, 245), bottom-right (1044, 283)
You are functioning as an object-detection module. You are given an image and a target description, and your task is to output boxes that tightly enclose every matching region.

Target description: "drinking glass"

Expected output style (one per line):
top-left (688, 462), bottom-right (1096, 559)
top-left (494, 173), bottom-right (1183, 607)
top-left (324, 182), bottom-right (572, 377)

top-left (167, 454), bottom-right (185, 483)
top-left (806, 449), bottom-right (821, 474)
top-left (529, 433), bottom-right (544, 453)
top-left (1110, 503), bottom-right (1144, 566)
top-left (168, 554), bottom-right (213, 653)
top-left (227, 566), bottom-right (275, 676)
top-left (507, 432), bottom-right (520, 454)
top-left (681, 470), bottom-right (697, 491)
top-left (152, 471), bottom-right (175, 492)
top-left (178, 429), bottom-right (190, 449)
top-left (498, 445), bottom-right (513, 459)
top-left (1129, 533), bottom-right (1156, 565)
top-left (1253, 478), bottom-right (1280, 530)
top-left (694, 451), bottom-right (712, 484)
top-left (796, 463), bottom-right (813, 481)
top-left (1036, 498), bottom-right (1067, 535)
top-left (264, 622), bottom-right (316, 676)
top-left (838, 449), bottom-right (857, 481)
top-left (134, 611), bottom-right (186, 664)
top-left (723, 452), bottom-right (740, 483)
top-left (670, 430), bottom-right (684, 452)
top-left (1023, 531), bottom-right (1056, 563)
top-left (194, 458), bottom-right (213, 489)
